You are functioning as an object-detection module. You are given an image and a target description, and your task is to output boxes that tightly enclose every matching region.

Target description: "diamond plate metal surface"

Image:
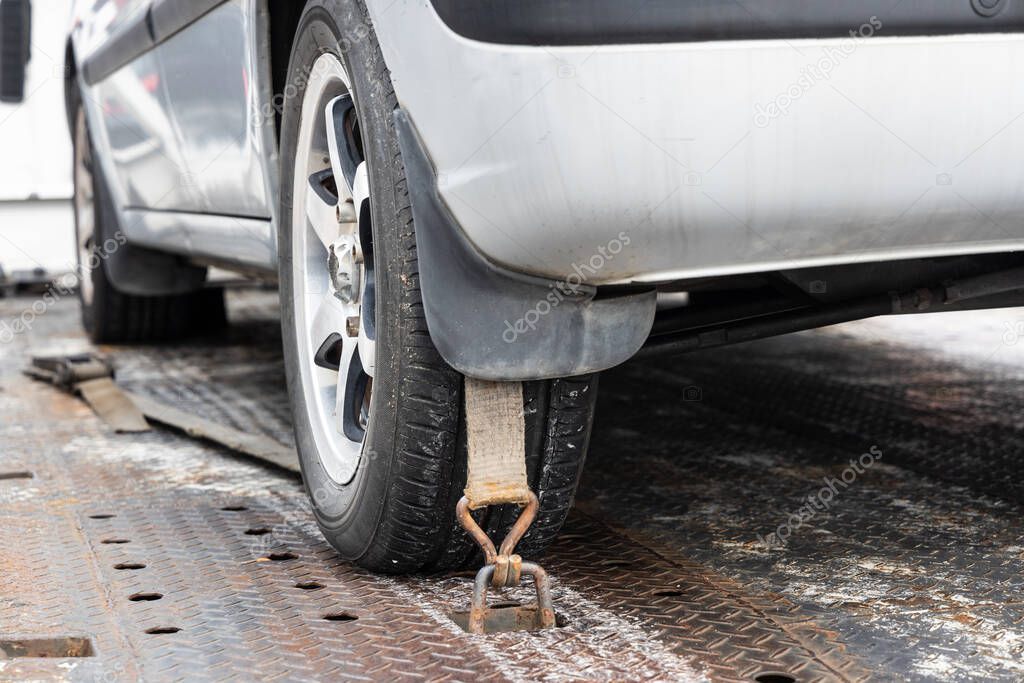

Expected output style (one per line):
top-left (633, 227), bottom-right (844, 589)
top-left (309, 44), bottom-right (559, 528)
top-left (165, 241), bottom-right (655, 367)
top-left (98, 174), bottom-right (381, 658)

top-left (588, 311), bottom-right (1024, 681)
top-left (2, 291), bottom-right (1022, 681)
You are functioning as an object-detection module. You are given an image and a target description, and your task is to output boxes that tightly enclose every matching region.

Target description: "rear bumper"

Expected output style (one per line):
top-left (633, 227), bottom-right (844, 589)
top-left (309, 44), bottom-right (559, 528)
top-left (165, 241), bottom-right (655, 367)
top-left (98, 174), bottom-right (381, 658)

top-left (427, 0), bottom-right (1024, 46)
top-left (369, 2), bottom-right (1024, 288)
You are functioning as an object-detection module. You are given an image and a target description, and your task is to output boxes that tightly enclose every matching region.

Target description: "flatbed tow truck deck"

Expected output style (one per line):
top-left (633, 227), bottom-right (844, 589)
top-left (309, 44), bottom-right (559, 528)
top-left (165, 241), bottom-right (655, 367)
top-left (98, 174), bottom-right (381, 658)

top-left (1, 290), bottom-right (1022, 682)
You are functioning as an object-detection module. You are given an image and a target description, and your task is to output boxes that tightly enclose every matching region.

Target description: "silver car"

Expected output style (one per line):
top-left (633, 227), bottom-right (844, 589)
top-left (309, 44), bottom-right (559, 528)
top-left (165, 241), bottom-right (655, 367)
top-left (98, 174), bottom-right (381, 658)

top-left (3, 0), bottom-right (1021, 571)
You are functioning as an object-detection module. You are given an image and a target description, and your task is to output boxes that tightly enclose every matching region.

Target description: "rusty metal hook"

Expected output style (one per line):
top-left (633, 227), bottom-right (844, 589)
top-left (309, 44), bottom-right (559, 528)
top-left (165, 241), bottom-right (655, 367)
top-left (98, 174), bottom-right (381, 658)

top-left (453, 491), bottom-right (557, 633)
top-left (455, 491), bottom-right (539, 566)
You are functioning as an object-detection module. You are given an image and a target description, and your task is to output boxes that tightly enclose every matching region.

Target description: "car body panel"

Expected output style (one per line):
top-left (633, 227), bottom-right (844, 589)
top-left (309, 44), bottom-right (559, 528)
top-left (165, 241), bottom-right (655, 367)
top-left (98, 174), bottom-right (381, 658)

top-left (367, 0), bottom-right (1024, 285)
top-left (123, 208), bottom-right (274, 268)
top-left (71, 0), bottom-right (275, 268)
top-left (90, 51), bottom-right (195, 212)
top-left (69, 1), bottom-right (1024, 286)
top-left (151, 0), bottom-right (271, 220)
top-left (425, 0), bottom-right (1024, 45)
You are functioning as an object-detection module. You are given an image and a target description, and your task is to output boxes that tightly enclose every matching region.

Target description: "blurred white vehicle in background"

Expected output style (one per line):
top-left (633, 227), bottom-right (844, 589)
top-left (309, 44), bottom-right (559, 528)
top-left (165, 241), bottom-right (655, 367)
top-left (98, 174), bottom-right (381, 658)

top-left (0, 0), bottom-right (74, 279)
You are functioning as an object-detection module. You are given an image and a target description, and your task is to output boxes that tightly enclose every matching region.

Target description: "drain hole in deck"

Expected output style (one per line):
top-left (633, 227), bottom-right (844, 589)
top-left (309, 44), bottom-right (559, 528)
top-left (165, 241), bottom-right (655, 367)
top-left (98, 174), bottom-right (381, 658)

top-left (245, 528), bottom-right (272, 536)
top-left (323, 612), bottom-right (358, 622)
top-left (101, 539), bottom-right (131, 544)
top-left (0, 471), bottom-right (33, 481)
top-left (114, 563), bottom-right (146, 571)
top-left (265, 552), bottom-right (297, 562)
top-left (88, 514), bottom-right (116, 519)
top-left (295, 581), bottom-right (324, 590)
top-left (754, 674), bottom-right (797, 683)
top-left (144, 627), bottom-right (180, 635)
top-left (128, 592), bottom-right (163, 602)
top-left (0, 637), bottom-right (95, 658)
top-left (221, 505), bottom-right (248, 512)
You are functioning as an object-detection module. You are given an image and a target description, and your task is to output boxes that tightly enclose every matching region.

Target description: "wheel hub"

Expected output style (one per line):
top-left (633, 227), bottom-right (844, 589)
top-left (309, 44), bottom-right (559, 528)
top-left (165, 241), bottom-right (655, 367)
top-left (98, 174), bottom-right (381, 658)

top-left (328, 234), bottom-right (360, 304)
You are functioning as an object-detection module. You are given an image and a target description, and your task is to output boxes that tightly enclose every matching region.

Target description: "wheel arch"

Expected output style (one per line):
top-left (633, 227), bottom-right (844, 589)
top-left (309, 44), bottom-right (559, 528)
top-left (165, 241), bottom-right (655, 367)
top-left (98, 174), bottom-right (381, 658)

top-left (265, 0), bottom-right (306, 143)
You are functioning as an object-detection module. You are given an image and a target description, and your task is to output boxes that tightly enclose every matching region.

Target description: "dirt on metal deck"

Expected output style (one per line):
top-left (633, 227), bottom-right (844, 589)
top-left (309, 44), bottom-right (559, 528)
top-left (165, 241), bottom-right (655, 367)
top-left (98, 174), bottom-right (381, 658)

top-left (1, 291), bottom-right (1022, 682)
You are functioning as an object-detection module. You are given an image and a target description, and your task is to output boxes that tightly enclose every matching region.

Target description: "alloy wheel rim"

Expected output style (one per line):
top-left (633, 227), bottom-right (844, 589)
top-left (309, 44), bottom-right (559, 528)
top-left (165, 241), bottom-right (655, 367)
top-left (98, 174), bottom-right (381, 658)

top-left (292, 53), bottom-right (376, 485)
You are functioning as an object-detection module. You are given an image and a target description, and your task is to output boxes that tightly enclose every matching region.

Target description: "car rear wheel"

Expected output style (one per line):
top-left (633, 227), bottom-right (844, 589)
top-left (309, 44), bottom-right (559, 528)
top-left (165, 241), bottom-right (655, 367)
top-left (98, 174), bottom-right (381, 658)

top-left (278, 0), bottom-right (599, 573)
top-left (71, 92), bottom-right (225, 344)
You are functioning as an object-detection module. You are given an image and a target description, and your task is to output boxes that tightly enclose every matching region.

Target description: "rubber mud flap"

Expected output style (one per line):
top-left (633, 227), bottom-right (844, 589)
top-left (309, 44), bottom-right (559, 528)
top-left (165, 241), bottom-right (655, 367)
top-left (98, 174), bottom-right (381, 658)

top-left (393, 109), bottom-right (656, 382)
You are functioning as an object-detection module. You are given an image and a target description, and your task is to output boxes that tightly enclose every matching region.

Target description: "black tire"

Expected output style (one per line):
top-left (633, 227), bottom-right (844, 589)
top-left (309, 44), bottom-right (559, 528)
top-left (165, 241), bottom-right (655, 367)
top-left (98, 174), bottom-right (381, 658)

top-left (278, 0), bottom-right (598, 573)
top-left (71, 90), bottom-right (225, 344)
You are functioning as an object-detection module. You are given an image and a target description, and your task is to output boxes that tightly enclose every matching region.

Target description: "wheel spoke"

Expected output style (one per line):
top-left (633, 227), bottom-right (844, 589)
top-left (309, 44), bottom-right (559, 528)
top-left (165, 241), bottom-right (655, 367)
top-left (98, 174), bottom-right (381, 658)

top-left (333, 333), bottom-right (364, 440)
top-left (77, 204), bottom-right (95, 249)
top-left (310, 295), bottom-right (349, 353)
top-left (358, 319), bottom-right (375, 378)
top-left (351, 160), bottom-right (374, 376)
top-left (336, 162), bottom-right (369, 233)
top-left (326, 94), bottom-right (358, 192)
top-left (79, 167), bottom-right (93, 203)
top-left (306, 173), bottom-right (340, 248)
top-left (351, 162), bottom-right (369, 211)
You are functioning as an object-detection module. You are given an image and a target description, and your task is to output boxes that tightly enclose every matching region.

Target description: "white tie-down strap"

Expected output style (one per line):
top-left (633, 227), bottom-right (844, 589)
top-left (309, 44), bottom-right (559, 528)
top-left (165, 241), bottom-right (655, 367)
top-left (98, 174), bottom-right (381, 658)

top-left (463, 377), bottom-right (531, 509)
